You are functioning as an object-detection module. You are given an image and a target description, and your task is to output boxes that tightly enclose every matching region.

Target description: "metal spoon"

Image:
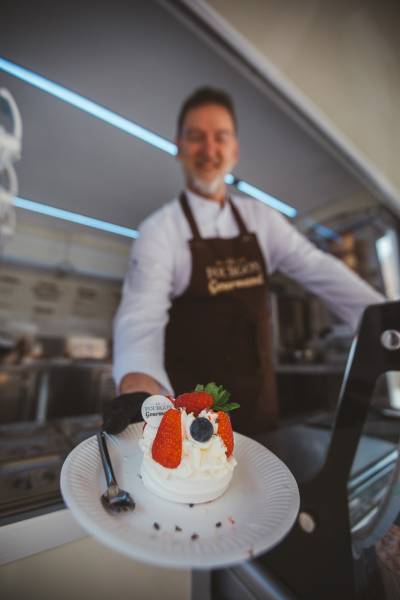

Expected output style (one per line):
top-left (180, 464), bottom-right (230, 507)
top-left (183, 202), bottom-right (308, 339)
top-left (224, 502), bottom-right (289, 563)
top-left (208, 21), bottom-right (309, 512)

top-left (97, 431), bottom-right (135, 514)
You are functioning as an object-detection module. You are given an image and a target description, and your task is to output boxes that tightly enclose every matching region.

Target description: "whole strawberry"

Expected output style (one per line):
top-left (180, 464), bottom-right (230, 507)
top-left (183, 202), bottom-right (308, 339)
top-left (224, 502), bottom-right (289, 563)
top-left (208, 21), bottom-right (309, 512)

top-left (217, 411), bottom-right (234, 457)
top-left (151, 408), bottom-right (182, 468)
top-left (174, 391), bottom-right (213, 416)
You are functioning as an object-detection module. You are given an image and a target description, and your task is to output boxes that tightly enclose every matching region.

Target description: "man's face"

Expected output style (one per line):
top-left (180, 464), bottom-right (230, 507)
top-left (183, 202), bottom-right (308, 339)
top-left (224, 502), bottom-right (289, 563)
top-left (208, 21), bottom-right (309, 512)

top-left (177, 103), bottom-right (239, 199)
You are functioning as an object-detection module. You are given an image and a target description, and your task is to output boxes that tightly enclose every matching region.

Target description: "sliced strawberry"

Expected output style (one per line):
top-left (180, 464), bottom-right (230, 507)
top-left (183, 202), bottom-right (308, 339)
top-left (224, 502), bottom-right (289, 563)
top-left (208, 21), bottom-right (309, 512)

top-left (217, 411), bottom-right (234, 457)
top-left (174, 391), bottom-right (213, 416)
top-left (151, 408), bottom-right (182, 468)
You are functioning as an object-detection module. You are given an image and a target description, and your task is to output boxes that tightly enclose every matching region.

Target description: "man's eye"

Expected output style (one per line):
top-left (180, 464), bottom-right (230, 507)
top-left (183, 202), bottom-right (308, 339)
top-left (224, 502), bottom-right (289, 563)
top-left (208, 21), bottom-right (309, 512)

top-left (186, 131), bottom-right (204, 143)
top-left (216, 132), bottom-right (233, 143)
top-left (184, 131), bottom-right (234, 143)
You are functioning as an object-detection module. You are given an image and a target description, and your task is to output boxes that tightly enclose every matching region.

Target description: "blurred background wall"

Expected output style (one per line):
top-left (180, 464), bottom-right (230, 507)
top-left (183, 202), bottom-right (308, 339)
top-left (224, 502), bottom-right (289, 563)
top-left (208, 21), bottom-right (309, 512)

top-left (203, 0), bottom-right (400, 210)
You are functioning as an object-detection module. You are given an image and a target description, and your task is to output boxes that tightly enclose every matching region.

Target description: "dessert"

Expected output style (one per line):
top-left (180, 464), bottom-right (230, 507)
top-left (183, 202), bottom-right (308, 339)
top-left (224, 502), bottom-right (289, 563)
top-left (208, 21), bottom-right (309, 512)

top-left (139, 383), bottom-right (239, 504)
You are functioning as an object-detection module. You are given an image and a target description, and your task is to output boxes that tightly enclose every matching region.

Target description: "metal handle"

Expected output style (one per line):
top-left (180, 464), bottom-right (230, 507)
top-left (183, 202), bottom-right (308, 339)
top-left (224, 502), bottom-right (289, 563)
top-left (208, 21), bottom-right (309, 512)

top-left (325, 300), bottom-right (400, 480)
top-left (97, 431), bottom-right (117, 488)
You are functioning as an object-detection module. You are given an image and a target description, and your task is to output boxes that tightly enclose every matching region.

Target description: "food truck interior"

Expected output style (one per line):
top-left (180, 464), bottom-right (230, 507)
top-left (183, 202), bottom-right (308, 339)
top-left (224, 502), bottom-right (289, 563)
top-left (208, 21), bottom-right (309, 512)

top-left (1, 1), bottom-right (399, 599)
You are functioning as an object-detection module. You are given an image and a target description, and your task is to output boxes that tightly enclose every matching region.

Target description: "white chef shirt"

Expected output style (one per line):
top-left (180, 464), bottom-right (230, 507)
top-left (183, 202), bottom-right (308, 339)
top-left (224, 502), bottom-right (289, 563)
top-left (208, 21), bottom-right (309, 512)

top-left (113, 189), bottom-right (384, 392)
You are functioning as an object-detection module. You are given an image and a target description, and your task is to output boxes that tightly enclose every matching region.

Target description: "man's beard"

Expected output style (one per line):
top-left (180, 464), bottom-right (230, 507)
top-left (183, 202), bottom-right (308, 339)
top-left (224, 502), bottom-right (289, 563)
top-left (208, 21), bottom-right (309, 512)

top-left (190, 174), bottom-right (226, 197)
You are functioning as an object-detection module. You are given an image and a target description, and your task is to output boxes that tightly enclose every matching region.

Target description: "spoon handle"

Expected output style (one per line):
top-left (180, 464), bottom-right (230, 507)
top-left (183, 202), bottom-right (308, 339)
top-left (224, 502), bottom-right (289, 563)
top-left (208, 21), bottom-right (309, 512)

top-left (97, 431), bottom-right (117, 488)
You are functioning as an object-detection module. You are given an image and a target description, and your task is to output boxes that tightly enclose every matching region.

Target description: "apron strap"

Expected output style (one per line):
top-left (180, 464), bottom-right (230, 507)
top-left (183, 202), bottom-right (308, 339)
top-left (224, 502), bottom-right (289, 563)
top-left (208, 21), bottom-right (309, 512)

top-left (180, 191), bottom-right (249, 238)
top-left (179, 193), bottom-right (202, 239)
top-left (229, 198), bottom-right (248, 235)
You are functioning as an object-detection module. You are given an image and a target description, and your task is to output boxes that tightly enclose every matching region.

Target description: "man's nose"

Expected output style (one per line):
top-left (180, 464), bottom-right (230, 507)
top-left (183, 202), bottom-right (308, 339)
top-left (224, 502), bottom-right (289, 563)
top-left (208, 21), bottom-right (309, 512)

top-left (201, 135), bottom-right (219, 158)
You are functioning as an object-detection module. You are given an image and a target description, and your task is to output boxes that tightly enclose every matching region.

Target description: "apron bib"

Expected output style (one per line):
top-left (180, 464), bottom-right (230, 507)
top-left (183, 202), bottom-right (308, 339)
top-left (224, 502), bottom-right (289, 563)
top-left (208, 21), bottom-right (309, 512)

top-left (165, 193), bottom-right (278, 435)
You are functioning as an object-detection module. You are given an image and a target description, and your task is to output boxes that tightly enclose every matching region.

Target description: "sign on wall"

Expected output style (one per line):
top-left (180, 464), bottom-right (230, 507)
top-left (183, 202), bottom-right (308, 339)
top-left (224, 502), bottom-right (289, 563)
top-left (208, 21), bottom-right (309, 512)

top-left (0, 263), bottom-right (121, 338)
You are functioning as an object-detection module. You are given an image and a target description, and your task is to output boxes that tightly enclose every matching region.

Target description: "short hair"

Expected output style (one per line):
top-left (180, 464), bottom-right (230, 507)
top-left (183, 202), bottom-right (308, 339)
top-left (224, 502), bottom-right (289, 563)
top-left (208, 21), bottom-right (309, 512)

top-left (176, 87), bottom-right (237, 136)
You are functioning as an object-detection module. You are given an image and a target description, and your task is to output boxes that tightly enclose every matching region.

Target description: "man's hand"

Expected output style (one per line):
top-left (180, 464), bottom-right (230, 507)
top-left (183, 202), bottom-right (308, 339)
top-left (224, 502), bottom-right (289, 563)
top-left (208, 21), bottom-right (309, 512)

top-left (102, 391), bottom-right (149, 435)
top-left (103, 373), bottom-right (163, 435)
top-left (119, 372), bottom-right (161, 395)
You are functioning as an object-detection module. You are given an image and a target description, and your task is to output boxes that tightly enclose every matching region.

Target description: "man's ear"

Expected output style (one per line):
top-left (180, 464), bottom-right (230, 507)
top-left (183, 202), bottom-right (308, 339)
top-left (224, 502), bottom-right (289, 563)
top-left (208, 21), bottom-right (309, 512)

top-left (232, 138), bottom-right (239, 167)
top-left (175, 137), bottom-right (182, 160)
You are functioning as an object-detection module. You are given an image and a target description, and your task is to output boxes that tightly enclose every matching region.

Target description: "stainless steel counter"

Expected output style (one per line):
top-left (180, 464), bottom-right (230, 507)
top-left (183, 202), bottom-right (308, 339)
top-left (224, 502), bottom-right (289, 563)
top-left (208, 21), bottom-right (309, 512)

top-left (0, 415), bottom-right (103, 524)
top-left (0, 360), bottom-right (115, 423)
top-left (0, 361), bottom-right (115, 524)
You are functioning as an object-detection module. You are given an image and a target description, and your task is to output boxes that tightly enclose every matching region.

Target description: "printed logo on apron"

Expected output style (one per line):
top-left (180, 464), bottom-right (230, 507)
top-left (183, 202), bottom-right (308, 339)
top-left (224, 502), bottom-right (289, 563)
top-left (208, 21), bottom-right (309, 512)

top-left (206, 256), bottom-right (265, 295)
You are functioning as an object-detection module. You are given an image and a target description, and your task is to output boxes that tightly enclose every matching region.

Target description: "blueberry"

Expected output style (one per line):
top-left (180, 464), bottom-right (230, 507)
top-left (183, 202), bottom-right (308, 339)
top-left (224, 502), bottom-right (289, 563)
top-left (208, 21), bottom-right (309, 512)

top-left (190, 417), bottom-right (213, 442)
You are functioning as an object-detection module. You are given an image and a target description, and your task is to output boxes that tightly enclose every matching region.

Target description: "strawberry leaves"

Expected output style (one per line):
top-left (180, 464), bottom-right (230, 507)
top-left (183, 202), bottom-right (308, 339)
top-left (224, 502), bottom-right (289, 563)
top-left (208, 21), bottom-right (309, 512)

top-left (194, 382), bottom-right (240, 412)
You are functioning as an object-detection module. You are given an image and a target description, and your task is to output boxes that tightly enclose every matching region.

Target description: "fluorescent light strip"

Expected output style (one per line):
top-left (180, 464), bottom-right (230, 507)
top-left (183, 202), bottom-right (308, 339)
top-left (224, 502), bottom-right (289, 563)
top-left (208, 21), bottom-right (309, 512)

top-left (13, 196), bottom-right (139, 239)
top-left (300, 217), bottom-right (338, 240)
top-left (0, 57), bottom-right (177, 156)
top-left (313, 223), bottom-right (338, 240)
top-left (236, 180), bottom-right (297, 218)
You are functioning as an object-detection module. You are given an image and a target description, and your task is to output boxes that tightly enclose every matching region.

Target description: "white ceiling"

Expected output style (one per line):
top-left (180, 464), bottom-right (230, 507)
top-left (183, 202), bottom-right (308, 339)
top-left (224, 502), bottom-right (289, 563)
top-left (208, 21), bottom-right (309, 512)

top-left (0, 0), bottom-right (373, 231)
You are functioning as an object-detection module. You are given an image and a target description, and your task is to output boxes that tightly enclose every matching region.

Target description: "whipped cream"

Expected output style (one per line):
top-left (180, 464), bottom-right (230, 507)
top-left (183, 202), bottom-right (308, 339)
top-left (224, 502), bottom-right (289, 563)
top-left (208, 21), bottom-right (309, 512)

top-left (139, 409), bottom-right (237, 504)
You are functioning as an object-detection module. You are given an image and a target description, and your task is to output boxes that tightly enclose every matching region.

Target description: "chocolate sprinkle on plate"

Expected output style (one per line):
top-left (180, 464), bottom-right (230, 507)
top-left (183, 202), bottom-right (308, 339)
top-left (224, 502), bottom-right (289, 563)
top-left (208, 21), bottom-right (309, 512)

top-left (153, 522), bottom-right (160, 530)
top-left (215, 522), bottom-right (222, 528)
top-left (175, 526), bottom-right (182, 532)
top-left (191, 533), bottom-right (199, 540)
top-left (189, 503), bottom-right (194, 508)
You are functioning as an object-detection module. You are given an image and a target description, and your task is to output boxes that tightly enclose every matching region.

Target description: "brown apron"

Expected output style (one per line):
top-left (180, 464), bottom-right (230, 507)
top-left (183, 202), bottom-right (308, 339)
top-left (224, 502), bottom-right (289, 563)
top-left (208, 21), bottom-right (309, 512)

top-left (165, 192), bottom-right (279, 436)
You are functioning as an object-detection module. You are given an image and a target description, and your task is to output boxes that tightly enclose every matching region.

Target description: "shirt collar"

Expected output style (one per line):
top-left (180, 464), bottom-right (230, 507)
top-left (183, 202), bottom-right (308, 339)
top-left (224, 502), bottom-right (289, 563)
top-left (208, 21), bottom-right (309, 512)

top-left (184, 188), bottom-right (227, 214)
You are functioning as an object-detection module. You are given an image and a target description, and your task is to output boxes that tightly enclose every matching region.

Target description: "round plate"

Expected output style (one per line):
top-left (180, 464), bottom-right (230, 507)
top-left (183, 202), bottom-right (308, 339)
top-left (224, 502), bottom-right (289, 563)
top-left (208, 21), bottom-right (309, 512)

top-left (60, 424), bottom-right (299, 569)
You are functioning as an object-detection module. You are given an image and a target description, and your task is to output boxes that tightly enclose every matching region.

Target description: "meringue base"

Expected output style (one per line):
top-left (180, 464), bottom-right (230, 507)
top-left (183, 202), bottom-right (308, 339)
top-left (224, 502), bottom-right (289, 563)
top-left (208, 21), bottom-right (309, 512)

top-left (140, 456), bottom-right (234, 504)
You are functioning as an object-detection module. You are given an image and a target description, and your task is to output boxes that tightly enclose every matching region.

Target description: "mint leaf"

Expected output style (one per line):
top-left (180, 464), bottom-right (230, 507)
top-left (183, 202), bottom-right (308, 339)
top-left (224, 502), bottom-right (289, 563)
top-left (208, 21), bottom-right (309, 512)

top-left (205, 382), bottom-right (219, 399)
top-left (218, 390), bottom-right (230, 404)
top-left (194, 382), bottom-right (240, 412)
top-left (218, 402), bottom-right (240, 412)
top-left (226, 402), bottom-right (240, 410)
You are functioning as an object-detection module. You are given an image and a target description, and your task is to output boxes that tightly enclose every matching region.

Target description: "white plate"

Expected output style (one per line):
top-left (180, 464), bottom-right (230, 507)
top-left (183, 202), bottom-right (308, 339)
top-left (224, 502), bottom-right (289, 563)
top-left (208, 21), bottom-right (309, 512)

top-left (60, 424), bottom-right (299, 569)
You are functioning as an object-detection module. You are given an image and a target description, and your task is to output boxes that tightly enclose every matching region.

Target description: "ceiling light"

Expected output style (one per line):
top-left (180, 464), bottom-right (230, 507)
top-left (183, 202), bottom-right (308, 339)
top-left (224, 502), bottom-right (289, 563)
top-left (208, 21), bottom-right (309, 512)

top-left (313, 223), bottom-right (339, 240)
top-left (13, 196), bottom-right (138, 238)
top-left (235, 180), bottom-right (297, 217)
top-left (0, 57), bottom-right (176, 155)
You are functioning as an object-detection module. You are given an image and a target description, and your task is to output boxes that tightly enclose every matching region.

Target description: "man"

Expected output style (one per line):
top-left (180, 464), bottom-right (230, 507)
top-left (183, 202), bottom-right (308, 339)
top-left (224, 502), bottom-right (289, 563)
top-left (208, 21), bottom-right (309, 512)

top-left (105, 87), bottom-right (384, 436)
